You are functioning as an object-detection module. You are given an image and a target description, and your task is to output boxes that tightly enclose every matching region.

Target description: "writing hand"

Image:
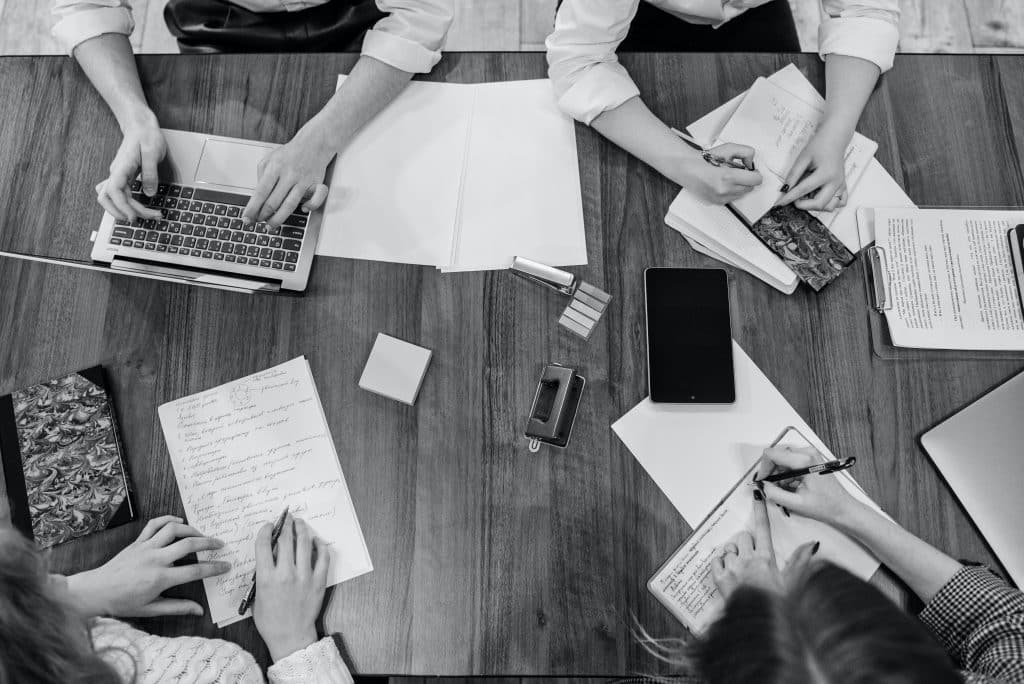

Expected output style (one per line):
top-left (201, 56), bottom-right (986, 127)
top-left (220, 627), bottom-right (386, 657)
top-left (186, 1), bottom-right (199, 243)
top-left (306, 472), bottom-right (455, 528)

top-left (253, 513), bottom-right (330, 662)
top-left (95, 110), bottom-right (166, 221)
top-left (65, 515), bottom-right (230, 618)
top-left (677, 143), bottom-right (763, 205)
top-left (777, 129), bottom-right (848, 211)
top-left (758, 446), bottom-right (864, 527)
top-left (242, 125), bottom-right (331, 229)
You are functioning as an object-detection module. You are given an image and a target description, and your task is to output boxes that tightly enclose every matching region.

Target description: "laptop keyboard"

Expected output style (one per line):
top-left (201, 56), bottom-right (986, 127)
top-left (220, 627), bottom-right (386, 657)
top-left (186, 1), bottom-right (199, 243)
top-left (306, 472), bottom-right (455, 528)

top-left (108, 181), bottom-right (309, 273)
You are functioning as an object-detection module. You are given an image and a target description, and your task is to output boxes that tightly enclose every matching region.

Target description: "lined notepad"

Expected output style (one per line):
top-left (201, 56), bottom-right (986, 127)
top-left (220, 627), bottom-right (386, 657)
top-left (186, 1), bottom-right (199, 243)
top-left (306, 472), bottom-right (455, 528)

top-left (158, 358), bottom-right (372, 627)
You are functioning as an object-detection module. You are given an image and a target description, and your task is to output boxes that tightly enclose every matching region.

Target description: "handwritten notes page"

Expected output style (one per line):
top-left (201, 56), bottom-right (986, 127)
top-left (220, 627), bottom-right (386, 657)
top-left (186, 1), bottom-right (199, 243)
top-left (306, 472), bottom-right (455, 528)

top-left (872, 208), bottom-right (1024, 350)
top-left (649, 460), bottom-right (882, 635)
top-left (712, 77), bottom-right (877, 225)
top-left (158, 358), bottom-right (372, 627)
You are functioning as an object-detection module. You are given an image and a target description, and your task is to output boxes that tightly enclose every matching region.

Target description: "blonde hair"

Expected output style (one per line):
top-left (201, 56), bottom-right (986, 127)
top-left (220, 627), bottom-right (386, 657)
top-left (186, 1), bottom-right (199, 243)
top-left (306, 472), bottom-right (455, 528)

top-left (0, 525), bottom-right (125, 684)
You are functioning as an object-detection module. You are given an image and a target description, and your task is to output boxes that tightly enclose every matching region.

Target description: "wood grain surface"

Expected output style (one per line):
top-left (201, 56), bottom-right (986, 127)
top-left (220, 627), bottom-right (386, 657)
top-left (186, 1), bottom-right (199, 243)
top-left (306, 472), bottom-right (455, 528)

top-left (0, 53), bottom-right (1022, 677)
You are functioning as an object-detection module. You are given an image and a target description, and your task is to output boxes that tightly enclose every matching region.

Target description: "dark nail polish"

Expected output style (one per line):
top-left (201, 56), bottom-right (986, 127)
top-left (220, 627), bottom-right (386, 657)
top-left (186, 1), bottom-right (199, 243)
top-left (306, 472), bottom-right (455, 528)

top-left (782, 506), bottom-right (791, 518)
top-left (780, 184), bottom-right (790, 193)
top-left (753, 488), bottom-right (763, 501)
top-left (811, 541), bottom-right (820, 555)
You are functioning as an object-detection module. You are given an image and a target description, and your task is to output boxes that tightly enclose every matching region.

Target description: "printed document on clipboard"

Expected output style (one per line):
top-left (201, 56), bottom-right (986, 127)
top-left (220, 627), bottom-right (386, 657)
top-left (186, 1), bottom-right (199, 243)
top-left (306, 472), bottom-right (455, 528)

top-left (858, 207), bottom-right (1024, 352)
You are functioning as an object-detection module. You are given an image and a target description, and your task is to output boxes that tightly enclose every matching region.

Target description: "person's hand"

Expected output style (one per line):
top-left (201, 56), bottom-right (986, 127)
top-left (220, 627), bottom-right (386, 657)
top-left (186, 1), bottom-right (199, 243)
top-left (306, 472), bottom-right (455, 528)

top-left (676, 143), bottom-right (763, 205)
top-left (242, 124), bottom-right (332, 229)
top-left (65, 515), bottom-right (230, 618)
top-left (95, 110), bottom-right (167, 221)
top-left (757, 446), bottom-right (866, 527)
top-left (776, 126), bottom-right (849, 211)
top-left (253, 513), bottom-right (330, 663)
top-left (711, 490), bottom-right (818, 600)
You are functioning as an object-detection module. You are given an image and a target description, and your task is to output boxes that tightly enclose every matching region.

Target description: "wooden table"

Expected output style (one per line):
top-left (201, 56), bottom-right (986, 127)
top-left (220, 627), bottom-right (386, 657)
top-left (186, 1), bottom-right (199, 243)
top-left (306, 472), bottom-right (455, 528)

top-left (0, 52), bottom-right (1022, 677)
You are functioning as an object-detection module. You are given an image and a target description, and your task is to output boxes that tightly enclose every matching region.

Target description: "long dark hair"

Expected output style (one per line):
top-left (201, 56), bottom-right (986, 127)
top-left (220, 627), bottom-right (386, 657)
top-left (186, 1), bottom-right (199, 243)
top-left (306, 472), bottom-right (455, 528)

top-left (690, 562), bottom-right (961, 684)
top-left (0, 525), bottom-right (123, 684)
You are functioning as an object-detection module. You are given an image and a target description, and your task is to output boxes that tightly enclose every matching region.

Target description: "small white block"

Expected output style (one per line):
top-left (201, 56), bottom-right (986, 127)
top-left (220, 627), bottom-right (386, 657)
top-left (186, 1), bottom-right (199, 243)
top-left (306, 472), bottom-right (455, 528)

top-left (358, 333), bottom-right (432, 405)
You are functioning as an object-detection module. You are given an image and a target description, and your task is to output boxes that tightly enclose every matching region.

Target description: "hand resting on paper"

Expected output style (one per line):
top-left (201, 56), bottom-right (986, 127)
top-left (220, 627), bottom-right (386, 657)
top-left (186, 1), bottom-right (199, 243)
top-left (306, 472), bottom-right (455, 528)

top-left (62, 515), bottom-right (231, 618)
top-left (253, 513), bottom-right (331, 663)
top-left (757, 446), bottom-right (867, 527)
top-left (776, 127), bottom-right (849, 212)
top-left (710, 489), bottom-right (818, 600)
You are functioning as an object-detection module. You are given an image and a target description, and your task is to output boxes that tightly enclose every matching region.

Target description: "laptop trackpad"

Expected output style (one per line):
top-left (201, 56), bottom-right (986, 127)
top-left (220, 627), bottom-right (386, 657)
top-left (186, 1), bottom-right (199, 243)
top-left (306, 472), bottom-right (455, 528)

top-left (194, 138), bottom-right (273, 191)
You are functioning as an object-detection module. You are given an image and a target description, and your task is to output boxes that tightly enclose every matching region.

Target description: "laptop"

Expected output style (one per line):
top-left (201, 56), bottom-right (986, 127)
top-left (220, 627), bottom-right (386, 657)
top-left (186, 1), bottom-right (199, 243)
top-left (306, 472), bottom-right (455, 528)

top-left (920, 370), bottom-right (1024, 586)
top-left (89, 128), bottom-right (322, 294)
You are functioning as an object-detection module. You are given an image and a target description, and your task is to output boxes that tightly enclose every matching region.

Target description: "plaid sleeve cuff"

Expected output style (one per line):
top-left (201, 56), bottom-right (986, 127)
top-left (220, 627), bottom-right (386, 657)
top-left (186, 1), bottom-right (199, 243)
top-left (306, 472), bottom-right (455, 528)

top-left (920, 566), bottom-right (1024, 663)
top-left (52, 6), bottom-right (135, 56)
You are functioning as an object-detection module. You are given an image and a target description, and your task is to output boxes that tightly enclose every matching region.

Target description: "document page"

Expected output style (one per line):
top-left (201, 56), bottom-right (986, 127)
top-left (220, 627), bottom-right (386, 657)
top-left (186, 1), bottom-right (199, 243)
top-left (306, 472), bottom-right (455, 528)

top-left (158, 357), bottom-right (372, 627)
top-left (318, 78), bottom-right (473, 265)
top-left (444, 80), bottom-right (587, 271)
top-left (875, 208), bottom-right (1024, 350)
top-left (649, 459), bottom-right (880, 635)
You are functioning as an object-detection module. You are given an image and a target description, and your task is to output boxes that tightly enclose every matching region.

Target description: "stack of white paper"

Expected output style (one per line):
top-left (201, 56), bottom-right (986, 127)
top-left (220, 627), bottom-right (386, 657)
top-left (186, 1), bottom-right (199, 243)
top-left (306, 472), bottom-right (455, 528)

top-left (158, 358), bottom-right (372, 627)
top-left (317, 78), bottom-right (587, 272)
top-left (667, 64), bottom-right (915, 294)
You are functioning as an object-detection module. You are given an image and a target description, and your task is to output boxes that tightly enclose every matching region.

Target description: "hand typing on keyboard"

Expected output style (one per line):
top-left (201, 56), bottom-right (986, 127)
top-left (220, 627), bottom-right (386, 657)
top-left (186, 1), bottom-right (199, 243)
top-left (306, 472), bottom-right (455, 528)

top-left (95, 111), bottom-right (167, 222)
top-left (242, 125), bottom-right (331, 229)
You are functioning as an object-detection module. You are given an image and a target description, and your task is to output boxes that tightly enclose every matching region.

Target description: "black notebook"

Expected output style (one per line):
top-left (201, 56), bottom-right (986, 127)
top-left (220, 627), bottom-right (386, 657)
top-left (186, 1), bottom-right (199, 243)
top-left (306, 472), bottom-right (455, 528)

top-left (0, 367), bottom-right (135, 547)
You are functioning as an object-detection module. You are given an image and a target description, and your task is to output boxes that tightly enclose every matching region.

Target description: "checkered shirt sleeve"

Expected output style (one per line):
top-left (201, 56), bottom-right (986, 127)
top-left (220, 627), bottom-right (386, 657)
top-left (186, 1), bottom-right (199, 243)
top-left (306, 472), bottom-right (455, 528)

top-left (919, 565), bottom-right (1024, 683)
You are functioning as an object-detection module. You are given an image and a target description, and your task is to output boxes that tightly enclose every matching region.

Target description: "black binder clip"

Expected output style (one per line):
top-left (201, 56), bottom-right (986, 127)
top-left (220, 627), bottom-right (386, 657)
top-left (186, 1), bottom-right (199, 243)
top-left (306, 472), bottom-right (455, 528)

top-left (525, 364), bottom-right (585, 453)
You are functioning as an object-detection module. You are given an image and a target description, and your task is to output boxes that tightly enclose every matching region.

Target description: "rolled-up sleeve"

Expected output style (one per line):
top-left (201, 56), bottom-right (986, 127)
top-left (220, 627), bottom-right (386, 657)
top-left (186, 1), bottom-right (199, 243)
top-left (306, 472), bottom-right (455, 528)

top-left (52, 0), bottom-right (135, 56)
top-left (545, 0), bottom-right (642, 126)
top-left (362, 0), bottom-right (453, 74)
top-left (819, 0), bottom-right (900, 73)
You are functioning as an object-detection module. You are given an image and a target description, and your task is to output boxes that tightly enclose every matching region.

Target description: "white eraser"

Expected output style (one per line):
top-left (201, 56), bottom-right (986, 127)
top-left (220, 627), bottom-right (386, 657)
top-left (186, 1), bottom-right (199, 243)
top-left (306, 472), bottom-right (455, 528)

top-left (358, 333), bottom-right (432, 405)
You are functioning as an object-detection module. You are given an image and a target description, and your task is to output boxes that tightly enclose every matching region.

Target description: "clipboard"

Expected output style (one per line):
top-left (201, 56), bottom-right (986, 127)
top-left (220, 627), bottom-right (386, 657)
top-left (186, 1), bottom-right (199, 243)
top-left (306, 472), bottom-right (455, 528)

top-left (856, 207), bottom-right (1024, 360)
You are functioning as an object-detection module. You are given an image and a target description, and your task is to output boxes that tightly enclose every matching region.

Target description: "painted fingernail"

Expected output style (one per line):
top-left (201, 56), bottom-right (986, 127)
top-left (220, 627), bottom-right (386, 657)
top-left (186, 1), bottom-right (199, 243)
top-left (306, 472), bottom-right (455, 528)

top-left (811, 541), bottom-right (820, 555)
top-left (780, 184), bottom-right (790, 193)
top-left (782, 506), bottom-right (791, 518)
top-left (753, 489), bottom-right (763, 501)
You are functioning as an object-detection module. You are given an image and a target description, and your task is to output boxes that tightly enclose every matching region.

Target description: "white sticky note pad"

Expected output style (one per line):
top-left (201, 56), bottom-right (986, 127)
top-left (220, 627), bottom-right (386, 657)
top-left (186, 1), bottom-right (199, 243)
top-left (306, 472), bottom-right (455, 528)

top-left (358, 334), bottom-right (432, 405)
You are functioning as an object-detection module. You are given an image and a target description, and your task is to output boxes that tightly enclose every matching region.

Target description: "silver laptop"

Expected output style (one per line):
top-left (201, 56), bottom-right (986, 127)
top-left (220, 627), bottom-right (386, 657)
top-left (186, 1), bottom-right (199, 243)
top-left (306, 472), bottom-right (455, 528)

top-left (90, 128), bottom-right (322, 294)
top-left (920, 370), bottom-right (1024, 586)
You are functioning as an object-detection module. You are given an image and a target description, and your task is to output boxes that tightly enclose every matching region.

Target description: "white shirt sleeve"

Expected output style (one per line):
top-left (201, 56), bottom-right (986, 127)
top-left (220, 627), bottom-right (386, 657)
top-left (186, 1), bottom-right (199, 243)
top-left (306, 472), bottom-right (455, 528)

top-left (362, 0), bottom-right (454, 74)
top-left (818, 0), bottom-right (900, 73)
top-left (545, 0), bottom-right (643, 126)
top-left (51, 0), bottom-right (135, 56)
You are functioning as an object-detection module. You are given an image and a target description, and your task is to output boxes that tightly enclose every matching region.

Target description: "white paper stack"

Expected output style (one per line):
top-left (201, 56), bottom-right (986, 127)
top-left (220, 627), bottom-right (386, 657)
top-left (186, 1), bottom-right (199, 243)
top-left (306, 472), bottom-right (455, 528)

top-left (667, 64), bottom-right (915, 294)
top-left (317, 78), bottom-right (587, 272)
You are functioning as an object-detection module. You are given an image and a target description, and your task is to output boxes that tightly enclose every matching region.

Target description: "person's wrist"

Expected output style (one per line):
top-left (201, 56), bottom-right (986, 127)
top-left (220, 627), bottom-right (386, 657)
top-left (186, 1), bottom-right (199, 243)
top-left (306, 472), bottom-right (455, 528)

top-left (831, 498), bottom-right (878, 537)
top-left (662, 145), bottom-right (704, 187)
top-left (815, 117), bottom-right (855, 149)
top-left (117, 104), bottom-right (158, 136)
top-left (65, 568), bottom-right (112, 618)
top-left (266, 626), bottom-right (319, 662)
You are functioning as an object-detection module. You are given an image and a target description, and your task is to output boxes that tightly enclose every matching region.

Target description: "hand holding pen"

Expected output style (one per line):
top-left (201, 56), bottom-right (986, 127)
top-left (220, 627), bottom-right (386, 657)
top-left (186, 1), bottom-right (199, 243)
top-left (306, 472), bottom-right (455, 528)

top-left (668, 127), bottom-right (763, 204)
top-left (754, 446), bottom-right (866, 527)
top-left (238, 506), bottom-right (289, 615)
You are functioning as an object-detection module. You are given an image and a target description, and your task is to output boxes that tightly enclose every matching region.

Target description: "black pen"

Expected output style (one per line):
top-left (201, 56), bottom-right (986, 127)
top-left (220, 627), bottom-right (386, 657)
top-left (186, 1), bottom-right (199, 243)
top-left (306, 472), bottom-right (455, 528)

top-left (669, 128), bottom-right (755, 171)
top-left (755, 457), bottom-right (857, 485)
top-left (237, 506), bottom-right (289, 615)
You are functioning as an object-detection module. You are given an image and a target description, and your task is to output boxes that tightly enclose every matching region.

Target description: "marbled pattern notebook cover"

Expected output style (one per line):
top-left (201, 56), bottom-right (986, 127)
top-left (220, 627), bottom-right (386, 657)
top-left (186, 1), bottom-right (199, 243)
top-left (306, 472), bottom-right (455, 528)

top-left (749, 204), bottom-right (855, 292)
top-left (0, 367), bottom-right (135, 547)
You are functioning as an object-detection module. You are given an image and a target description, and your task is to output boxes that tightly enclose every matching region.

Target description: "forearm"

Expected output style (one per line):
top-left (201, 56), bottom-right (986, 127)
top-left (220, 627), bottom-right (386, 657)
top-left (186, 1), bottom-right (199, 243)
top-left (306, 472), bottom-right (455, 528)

top-left (820, 54), bottom-right (880, 142)
top-left (836, 502), bottom-right (963, 604)
top-left (301, 56), bottom-right (413, 155)
top-left (72, 33), bottom-right (154, 132)
top-left (591, 96), bottom-right (702, 184)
